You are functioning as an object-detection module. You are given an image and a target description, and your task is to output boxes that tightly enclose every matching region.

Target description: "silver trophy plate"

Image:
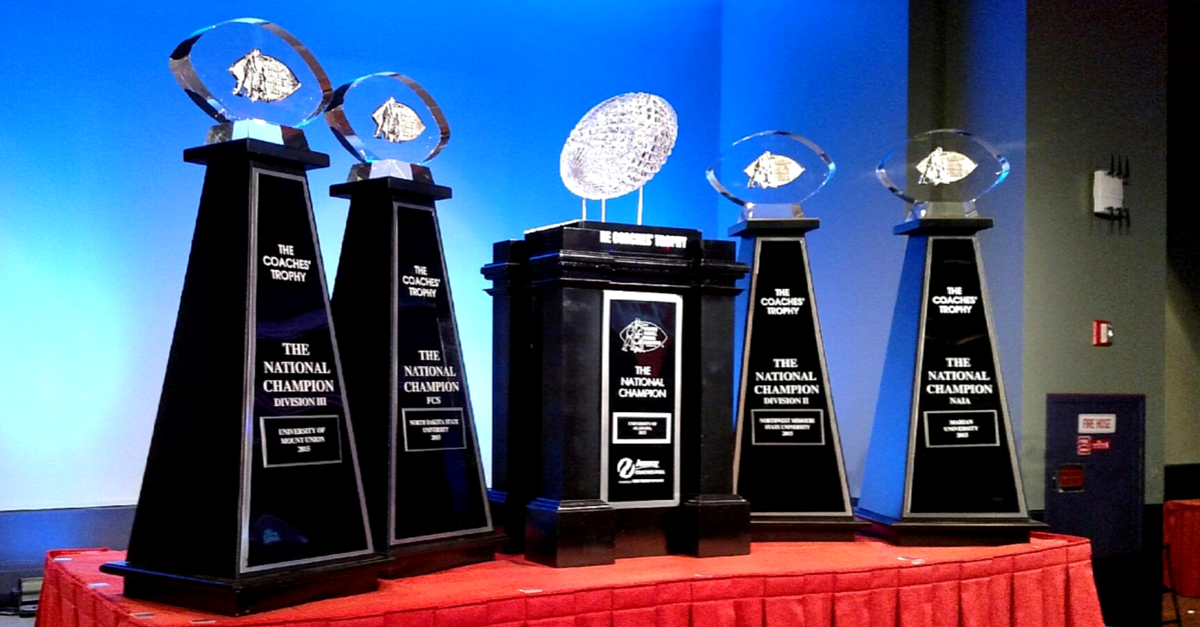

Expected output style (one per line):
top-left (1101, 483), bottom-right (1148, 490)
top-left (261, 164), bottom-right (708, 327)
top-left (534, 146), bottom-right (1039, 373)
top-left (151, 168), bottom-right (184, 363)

top-left (916, 147), bottom-right (978, 186)
top-left (229, 48), bottom-right (302, 103)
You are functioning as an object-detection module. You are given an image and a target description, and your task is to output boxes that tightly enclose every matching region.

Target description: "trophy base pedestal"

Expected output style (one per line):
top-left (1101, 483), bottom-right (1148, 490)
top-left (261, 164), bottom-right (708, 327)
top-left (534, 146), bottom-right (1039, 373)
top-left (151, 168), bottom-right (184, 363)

top-left (100, 557), bottom-right (387, 617)
top-left (669, 495), bottom-right (751, 558)
top-left (525, 498), bottom-right (616, 568)
top-left (892, 217), bottom-right (993, 236)
top-left (382, 530), bottom-right (506, 579)
top-left (855, 508), bottom-right (1046, 547)
top-left (749, 516), bottom-right (869, 543)
top-left (615, 508), bottom-right (672, 558)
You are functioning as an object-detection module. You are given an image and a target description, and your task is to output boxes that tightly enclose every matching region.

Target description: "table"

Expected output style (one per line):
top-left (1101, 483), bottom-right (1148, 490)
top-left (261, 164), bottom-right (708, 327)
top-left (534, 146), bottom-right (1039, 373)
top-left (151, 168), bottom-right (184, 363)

top-left (1165, 499), bottom-right (1200, 596)
top-left (35, 533), bottom-right (1102, 627)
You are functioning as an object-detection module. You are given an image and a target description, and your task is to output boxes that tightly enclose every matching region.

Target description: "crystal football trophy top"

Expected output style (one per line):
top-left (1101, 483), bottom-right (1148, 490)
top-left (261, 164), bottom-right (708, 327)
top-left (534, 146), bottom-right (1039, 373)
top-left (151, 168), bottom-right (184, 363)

top-left (876, 129), bottom-right (1009, 221)
top-left (325, 73), bottom-right (451, 183)
top-left (169, 17), bottom-right (332, 148)
top-left (707, 131), bottom-right (835, 220)
top-left (559, 92), bottom-right (678, 224)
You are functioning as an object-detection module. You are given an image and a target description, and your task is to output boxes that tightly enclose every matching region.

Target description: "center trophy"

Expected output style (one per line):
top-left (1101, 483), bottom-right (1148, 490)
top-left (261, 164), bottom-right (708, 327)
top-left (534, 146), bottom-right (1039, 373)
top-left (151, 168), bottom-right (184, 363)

top-left (484, 93), bottom-right (751, 566)
top-left (325, 72), bottom-right (502, 576)
top-left (709, 131), bottom-right (863, 541)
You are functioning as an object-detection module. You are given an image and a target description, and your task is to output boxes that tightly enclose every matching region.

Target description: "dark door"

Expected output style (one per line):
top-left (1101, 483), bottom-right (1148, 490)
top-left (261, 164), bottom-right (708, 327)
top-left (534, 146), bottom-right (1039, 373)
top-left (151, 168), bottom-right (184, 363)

top-left (1045, 393), bottom-right (1148, 626)
top-left (1045, 393), bottom-right (1144, 556)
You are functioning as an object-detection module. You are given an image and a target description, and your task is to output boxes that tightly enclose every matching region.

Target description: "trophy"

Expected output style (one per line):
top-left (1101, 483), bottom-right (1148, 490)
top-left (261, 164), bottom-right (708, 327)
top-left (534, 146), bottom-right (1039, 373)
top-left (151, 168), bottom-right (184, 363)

top-left (325, 73), bottom-right (501, 577)
top-left (875, 128), bottom-right (1010, 220)
top-left (707, 130), bottom-right (834, 220)
top-left (485, 93), bottom-right (750, 567)
top-left (710, 131), bottom-right (863, 541)
top-left (325, 72), bottom-right (450, 182)
top-left (856, 129), bottom-right (1040, 545)
top-left (168, 18), bottom-right (331, 147)
top-left (101, 19), bottom-right (384, 615)
top-left (560, 92), bottom-right (678, 223)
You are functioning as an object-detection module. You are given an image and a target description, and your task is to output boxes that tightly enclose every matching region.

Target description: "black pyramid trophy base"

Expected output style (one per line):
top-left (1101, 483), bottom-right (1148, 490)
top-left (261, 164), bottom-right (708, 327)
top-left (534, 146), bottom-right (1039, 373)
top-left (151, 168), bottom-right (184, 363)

top-left (746, 519), bottom-right (867, 543)
top-left (379, 529), bottom-right (504, 578)
top-left (330, 176), bottom-right (503, 579)
top-left (855, 218), bottom-right (1043, 547)
top-left (102, 557), bottom-right (385, 617)
top-left (729, 219), bottom-right (867, 543)
top-left (101, 139), bottom-right (385, 615)
top-left (852, 511), bottom-right (1043, 547)
top-left (484, 221), bottom-right (751, 567)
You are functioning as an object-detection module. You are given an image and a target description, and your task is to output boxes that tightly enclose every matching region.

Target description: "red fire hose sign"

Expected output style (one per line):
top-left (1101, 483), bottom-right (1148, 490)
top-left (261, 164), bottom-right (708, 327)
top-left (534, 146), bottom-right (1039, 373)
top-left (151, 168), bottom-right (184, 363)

top-left (1077, 436), bottom-right (1092, 456)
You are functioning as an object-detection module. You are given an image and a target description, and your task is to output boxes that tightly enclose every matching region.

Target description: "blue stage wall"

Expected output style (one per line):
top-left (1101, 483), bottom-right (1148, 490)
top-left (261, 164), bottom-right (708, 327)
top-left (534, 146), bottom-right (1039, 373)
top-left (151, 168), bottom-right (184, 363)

top-left (720, 1), bottom-right (909, 492)
top-left (0, 0), bottom-right (725, 511)
top-left (1, 0), bottom-right (914, 517)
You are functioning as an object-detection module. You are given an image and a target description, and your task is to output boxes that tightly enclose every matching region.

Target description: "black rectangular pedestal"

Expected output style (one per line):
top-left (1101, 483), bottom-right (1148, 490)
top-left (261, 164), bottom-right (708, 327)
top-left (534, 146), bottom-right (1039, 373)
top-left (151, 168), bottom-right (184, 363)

top-left (615, 508), bottom-right (670, 558)
top-left (856, 508), bottom-right (1045, 546)
top-left (669, 495), bottom-right (752, 558)
top-left (486, 221), bottom-right (750, 567)
top-left (749, 517), bottom-right (869, 542)
top-left (381, 530), bottom-right (506, 578)
top-left (524, 498), bottom-right (617, 568)
top-left (101, 556), bottom-right (386, 616)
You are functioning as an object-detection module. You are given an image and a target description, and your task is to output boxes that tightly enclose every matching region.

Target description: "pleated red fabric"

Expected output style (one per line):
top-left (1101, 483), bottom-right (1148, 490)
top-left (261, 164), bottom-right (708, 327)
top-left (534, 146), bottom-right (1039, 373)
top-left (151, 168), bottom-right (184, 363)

top-left (1165, 499), bottom-right (1200, 597)
top-left (35, 533), bottom-right (1104, 627)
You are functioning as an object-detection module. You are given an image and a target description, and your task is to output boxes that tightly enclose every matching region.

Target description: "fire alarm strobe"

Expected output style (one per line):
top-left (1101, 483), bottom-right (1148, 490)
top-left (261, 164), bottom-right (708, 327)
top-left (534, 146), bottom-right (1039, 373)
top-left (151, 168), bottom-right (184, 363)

top-left (1092, 320), bottom-right (1113, 347)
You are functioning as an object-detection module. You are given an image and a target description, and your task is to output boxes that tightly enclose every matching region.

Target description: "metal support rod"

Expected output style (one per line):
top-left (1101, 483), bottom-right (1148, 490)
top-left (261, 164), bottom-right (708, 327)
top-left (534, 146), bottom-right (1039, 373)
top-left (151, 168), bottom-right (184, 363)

top-left (637, 186), bottom-right (644, 225)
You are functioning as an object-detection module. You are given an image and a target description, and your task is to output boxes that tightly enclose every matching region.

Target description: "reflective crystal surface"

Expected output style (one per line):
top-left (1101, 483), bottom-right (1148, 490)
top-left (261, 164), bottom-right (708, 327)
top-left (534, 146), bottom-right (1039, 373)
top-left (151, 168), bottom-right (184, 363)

top-left (560, 93), bottom-right (678, 200)
top-left (745, 152), bottom-right (805, 189)
top-left (916, 148), bottom-right (977, 185)
top-left (373, 99), bottom-right (424, 142)
top-left (877, 129), bottom-right (1009, 218)
top-left (169, 18), bottom-right (332, 129)
top-left (229, 49), bottom-right (301, 103)
top-left (707, 131), bottom-right (835, 219)
top-left (325, 73), bottom-right (450, 165)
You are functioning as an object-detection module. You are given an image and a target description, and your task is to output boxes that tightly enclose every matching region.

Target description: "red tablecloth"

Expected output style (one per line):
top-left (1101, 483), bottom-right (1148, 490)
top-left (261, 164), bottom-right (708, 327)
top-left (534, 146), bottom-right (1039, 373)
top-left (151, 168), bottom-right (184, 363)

top-left (35, 533), bottom-right (1102, 627)
top-left (1165, 499), bottom-right (1200, 596)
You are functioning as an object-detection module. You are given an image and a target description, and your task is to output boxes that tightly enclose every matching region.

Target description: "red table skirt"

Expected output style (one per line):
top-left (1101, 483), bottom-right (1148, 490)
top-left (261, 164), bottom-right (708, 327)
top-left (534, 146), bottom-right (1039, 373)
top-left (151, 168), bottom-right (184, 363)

top-left (1165, 499), bottom-right (1200, 596)
top-left (35, 533), bottom-right (1103, 627)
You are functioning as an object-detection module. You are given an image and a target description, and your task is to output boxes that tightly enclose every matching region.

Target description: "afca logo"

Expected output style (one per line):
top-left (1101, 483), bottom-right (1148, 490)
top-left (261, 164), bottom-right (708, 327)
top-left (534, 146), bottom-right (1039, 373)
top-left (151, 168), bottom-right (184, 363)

top-left (619, 318), bottom-right (668, 354)
top-left (616, 457), bottom-right (661, 479)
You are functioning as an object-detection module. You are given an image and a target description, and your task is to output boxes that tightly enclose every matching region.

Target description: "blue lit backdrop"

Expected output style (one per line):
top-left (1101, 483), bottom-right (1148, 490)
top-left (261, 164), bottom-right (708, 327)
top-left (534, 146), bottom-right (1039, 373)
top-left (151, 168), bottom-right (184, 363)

top-left (0, 0), bottom-right (724, 510)
top-left (0, 0), bottom-right (907, 511)
top-left (721, 2), bottom-right (909, 491)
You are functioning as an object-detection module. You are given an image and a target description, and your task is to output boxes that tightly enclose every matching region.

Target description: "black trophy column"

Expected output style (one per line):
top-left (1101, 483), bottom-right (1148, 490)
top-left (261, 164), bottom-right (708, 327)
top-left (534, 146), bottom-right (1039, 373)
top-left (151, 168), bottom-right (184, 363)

top-left (523, 274), bottom-right (616, 568)
top-left (481, 240), bottom-right (537, 554)
top-left (330, 177), bottom-right (502, 577)
top-left (729, 220), bottom-right (865, 541)
top-left (671, 239), bottom-right (753, 557)
top-left (102, 139), bottom-right (384, 616)
top-left (485, 222), bottom-right (750, 567)
top-left (856, 218), bottom-right (1041, 545)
